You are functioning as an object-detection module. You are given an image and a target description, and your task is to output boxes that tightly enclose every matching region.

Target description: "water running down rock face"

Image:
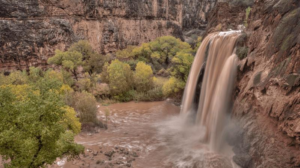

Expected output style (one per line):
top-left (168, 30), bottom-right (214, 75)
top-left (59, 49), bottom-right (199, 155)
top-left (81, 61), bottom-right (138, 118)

top-left (181, 31), bottom-right (241, 152)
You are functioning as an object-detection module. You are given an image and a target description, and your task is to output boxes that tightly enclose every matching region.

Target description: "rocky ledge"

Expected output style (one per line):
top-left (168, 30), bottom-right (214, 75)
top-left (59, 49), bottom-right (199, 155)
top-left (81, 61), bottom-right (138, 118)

top-left (0, 0), bottom-right (217, 70)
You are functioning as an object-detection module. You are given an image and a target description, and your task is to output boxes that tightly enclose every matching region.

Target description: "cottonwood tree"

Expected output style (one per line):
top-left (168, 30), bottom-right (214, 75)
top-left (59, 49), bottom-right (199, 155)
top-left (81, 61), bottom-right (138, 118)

top-left (0, 84), bottom-right (83, 168)
top-left (134, 62), bottom-right (154, 92)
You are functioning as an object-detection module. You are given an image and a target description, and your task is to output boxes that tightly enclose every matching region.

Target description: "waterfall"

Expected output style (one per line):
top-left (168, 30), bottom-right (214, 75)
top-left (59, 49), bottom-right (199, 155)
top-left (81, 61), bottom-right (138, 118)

top-left (181, 31), bottom-right (241, 151)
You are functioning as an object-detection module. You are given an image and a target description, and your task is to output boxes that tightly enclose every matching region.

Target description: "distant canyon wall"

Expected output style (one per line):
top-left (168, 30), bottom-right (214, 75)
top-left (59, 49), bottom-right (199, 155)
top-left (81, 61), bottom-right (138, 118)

top-left (0, 0), bottom-right (216, 70)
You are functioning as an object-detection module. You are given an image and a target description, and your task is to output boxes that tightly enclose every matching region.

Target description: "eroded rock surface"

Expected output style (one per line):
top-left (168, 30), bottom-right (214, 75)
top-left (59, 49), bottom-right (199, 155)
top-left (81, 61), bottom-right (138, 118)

top-left (208, 1), bottom-right (300, 167)
top-left (0, 0), bottom-right (217, 70)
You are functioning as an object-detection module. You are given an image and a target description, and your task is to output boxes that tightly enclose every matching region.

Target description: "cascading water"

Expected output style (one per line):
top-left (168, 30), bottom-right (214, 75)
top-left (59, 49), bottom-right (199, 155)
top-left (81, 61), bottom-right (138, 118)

top-left (181, 30), bottom-right (240, 151)
top-left (156, 30), bottom-right (241, 168)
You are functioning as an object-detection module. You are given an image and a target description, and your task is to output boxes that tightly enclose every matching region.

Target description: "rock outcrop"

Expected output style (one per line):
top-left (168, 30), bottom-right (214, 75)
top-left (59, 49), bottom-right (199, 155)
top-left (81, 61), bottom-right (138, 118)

top-left (0, 0), bottom-right (217, 70)
top-left (207, 0), bottom-right (300, 167)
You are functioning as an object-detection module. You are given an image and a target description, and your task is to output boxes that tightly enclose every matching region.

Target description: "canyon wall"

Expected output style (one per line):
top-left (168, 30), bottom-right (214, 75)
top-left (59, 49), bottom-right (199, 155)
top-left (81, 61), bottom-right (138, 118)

top-left (0, 0), bottom-right (216, 70)
top-left (206, 1), bottom-right (300, 167)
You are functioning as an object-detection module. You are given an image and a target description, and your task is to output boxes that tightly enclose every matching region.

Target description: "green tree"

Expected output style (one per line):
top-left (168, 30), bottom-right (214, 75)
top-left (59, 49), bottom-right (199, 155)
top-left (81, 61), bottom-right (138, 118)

top-left (48, 50), bottom-right (83, 80)
top-left (132, 36), bottom-right (193, 72)
top-left (108, 60), bottom-right (132, 96)
top-left (69, 40), bottom-right (108, 74)
top-left (0, 71), bottom-right (28, 85)
top-left (116, 46), bottom-right (136, 59)
top-left (0, 85), bottom-right (83, 168)
top-left (134, 62), bottom-right (154, 92)
top-left (169, 51), bottom-right (194, 81)
top-left (162, 77), bottom-right (185, 97)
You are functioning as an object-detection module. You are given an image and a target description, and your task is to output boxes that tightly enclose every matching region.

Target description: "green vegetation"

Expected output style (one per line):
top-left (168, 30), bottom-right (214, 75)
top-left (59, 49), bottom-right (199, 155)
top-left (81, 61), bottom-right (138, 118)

top-left (245, 7), bottom-right (252, 27)
top-left (134, 62), bottom-right (154, 92)
top-left (237, 46), bottom-right (248, 60)
top-left (0, 35), bottom-right (200, 166)
top-left (108, 60), bottom-right (133, 99)
top-left (268, 8), bottom-right (300, 62)
top-left (0, 69), bottom-right (84, 168)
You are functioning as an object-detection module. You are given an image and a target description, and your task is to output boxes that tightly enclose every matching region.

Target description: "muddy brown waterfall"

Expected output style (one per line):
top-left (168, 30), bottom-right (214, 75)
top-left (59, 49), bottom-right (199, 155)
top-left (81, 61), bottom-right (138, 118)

top-left (181, 31), bottom-right (241, 151)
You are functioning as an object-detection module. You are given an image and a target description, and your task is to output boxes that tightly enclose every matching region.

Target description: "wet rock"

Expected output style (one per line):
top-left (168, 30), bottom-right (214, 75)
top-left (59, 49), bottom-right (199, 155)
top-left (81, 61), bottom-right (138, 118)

top-left (131, 152), bottom-right (139, 157)
top-left (233, 154), bottom-right (252, 168)
top-left (93, 151), bottom-right (98, 156)
top-left (105, 150), bottom-right (115, 158)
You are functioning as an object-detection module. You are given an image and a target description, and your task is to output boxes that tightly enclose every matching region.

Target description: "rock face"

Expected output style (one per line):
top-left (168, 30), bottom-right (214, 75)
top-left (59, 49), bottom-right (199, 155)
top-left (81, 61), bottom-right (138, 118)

top-left (0, 0), bottom-right (217, 70)
top-left (207, 1), bottom-right (300, 167)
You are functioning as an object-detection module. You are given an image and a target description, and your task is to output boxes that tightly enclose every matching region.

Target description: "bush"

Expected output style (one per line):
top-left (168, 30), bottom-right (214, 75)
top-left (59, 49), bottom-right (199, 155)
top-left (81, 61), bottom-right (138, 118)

top-left (76, 77), bottom-right (92, 92)
top-left (162, 77), bottom-right (185, 97)
top-left (0, 70), bottom-right (28, 85)
top-left (169, 51), bottom-right (194, 81)
top-left (134, 62), bottom-right (154, 92)
top-left (108, 60), bottom-right (133, 96)
top-left (116, 46), bottom-right (136, 59)
top-left (68, 92), bottom-right (99, 125)
top-left (91, 83), bottom-right (111, 98)
top-left (237, 46), bottom-right (248, 60)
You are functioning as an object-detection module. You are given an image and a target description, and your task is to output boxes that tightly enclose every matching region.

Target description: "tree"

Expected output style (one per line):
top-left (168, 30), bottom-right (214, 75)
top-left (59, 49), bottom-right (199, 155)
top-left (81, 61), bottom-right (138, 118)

top-left (69, 40), bottom-right (108, 74)
top-left (162, 77), bottom-right (185, 97)
top-left (132, 36), bottom-right (193, 72)
top-left (0, 85), bottom-right (83, 168)
top-left (108, 60), bottom-right (132, 96)
top-left (116, 46), bottom-right (136, 60)
top-left (48, 50), bottom-right (83, 80)
top-left (169, 51), bottom-right (194, 81)
top-left (134, 62), bottom-right (154, 92)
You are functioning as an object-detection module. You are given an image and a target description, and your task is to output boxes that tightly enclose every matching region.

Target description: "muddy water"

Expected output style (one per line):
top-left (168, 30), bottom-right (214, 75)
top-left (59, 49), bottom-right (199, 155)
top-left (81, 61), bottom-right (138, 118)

top-left (50, 101), bottom-right (235, 168)
top-left (53, 101), bottom-right (181, 168)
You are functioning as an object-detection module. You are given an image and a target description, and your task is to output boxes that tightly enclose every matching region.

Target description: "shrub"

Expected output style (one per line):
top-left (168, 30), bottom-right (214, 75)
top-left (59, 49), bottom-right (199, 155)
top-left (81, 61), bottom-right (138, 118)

top-left (245, 7), bottom-right (252, 27)
top-left (237, 46), bottom-right (248, 60)
top-left (0, 70), bottom-right (28, 85)
top-left (108, 60), bottom-right (133, 96)
top-left (69, 92), bottom-right (99, 124)
top-left (116, 46), bottom-right (136, 59)
top-left (91, 83), bottom-right (111, 98)
top-left (162, 77), bottom-right (185, 97)
top-left (100, 62), bottom-right (110, 83)
top-left (169, 51), bottom-right (194, 81)
top-left (134, 62), bottom-right (154, 92)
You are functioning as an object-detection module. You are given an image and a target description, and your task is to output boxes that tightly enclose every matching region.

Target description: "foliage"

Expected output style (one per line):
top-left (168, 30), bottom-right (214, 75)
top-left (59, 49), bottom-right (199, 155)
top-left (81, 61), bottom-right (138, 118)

top-left (237, 46), bottom-right (248, 60)
top-left (132, 36), bottom-right (193, 72)
top-left (245, 7), bottom-right (252, 27)
top-left (100, 62), bottom-right (110, 83)
top-left (169, 51), bottom-right (194, 81)
top-left (268, 8), bottom-right (300, 62)
top-left (108, 60), bottom-right (133, 96)
top-left (68, 92), bottom-right (99, 125)
top-left (162, 77), bottom-right (185, 97)
top-left (134, 62), bottom-right (154, 92)
top-left (116, 46), bottom-right (136, 59)
top-left (0, 85), bottom-right (83, 168)
top-left (77, 76), bottom-right (92, 92)
top-left (91, 83), bottom-right (110, 98)
top-left (193, 36), bottom-right (203, 53)
top-left (0, 71), bottom-right (28, 85)
top-left (48, 41), bottom-right (108, 80)
top-left (48, 49), bottom-right (83, 80)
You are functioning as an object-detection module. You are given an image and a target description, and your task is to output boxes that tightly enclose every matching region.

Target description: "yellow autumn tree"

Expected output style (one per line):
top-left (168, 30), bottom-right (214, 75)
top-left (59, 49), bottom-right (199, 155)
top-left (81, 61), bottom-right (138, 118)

top-left (134, 62), bottom-right (154, 92)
